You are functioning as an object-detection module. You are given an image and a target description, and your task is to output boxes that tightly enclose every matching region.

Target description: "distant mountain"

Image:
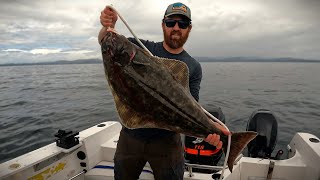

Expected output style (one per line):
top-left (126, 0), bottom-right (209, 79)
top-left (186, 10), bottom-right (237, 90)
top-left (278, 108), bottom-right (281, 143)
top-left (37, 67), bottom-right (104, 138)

top-left (0, 59), bottom-right (102, 66)
top-left (0, 57), bottom-right (319, 66)
top-left (195, 57), bottom-right (320, 63)
top-left (52, 59), bottom-right (102, 64)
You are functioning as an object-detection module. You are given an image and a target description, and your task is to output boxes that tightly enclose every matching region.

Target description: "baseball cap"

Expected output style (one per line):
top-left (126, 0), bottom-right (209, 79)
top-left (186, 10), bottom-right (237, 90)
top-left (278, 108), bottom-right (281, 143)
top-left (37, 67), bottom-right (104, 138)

top-left (164, 2), bottom-right (191, 21)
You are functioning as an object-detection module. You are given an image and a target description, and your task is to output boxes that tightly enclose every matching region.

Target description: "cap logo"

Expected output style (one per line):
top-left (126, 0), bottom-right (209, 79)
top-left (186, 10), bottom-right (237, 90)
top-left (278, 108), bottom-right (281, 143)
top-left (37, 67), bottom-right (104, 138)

top-left (172, 3), bottom-right (187, 13)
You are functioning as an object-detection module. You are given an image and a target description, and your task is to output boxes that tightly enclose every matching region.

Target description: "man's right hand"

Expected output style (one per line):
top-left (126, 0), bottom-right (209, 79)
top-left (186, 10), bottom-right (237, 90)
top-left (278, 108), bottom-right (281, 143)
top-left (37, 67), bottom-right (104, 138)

top-left (100, 6), bottom-right (118, 28)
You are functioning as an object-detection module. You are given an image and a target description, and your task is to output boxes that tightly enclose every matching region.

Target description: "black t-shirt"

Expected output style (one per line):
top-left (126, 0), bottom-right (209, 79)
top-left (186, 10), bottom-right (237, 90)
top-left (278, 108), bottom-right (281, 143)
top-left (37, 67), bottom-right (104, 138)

top-left (123, 38), bottom-right (202, 140)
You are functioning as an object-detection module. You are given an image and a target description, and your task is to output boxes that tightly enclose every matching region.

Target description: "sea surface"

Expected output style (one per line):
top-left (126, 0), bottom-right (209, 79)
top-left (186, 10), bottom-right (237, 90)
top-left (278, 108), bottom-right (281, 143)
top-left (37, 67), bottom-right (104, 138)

top-left (0, 62), bottom-right (319, 163)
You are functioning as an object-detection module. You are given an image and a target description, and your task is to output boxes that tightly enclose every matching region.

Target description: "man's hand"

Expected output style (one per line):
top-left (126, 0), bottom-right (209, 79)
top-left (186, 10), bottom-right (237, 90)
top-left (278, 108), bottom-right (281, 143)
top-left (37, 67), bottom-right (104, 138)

top-left (100, 6), bottom-right (118, 28)
top-left (204, 122), bottom-right (231, 149)
top-left (205, 134), bottom-right (223, 149)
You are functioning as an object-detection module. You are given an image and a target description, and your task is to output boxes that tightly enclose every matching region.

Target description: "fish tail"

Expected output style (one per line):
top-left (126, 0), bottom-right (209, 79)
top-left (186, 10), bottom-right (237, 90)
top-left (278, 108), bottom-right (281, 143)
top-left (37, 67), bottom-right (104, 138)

top-left (223, 131), bottom-right (257, 172)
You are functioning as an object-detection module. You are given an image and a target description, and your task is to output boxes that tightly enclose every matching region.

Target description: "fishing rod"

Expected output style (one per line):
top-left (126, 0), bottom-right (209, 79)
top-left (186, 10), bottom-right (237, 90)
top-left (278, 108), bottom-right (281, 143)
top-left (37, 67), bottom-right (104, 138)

top-left (105, 5), bottom-right (232, 180)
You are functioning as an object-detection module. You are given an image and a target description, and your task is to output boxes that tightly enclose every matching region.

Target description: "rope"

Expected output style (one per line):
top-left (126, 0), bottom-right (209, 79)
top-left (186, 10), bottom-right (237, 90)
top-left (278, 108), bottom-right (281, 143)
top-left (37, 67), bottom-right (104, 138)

top-left (105, 5), bottom-right (232, 180)
top-left (106, 5), bottom-right (153, 56)
top-left (202, 107), bottom-right (231, 180)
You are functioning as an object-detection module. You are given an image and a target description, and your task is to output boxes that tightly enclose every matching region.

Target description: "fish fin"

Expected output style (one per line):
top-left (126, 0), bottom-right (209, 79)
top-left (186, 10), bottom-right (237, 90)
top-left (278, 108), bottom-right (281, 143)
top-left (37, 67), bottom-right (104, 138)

top-left (223, 131), bottom-right (257, 172)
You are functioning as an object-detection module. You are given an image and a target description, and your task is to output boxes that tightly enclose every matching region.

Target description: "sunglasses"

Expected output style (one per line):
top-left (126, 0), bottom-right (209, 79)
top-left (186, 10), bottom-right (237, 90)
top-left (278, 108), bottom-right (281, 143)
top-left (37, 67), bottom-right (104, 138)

top-left (162, 19), bottom-right (191, 29)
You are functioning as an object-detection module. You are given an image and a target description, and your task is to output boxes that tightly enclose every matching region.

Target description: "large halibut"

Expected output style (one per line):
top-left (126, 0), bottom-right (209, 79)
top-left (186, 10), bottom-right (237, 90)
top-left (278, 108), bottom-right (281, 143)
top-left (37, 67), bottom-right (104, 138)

top-left (100, 30), bottom-right (257, 171)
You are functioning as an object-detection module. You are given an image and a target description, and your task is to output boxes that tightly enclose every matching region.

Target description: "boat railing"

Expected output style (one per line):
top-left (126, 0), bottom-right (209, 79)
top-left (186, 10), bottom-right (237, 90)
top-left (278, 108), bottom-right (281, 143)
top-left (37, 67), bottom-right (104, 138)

top-left (185, 154), bottom-right (243, 177)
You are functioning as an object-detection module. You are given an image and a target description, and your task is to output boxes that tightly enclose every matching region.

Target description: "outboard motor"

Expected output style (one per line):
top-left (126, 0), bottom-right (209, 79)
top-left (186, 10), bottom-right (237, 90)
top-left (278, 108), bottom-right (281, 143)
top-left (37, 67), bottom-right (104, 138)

top-left (246, 109), bottom-right (278, 158)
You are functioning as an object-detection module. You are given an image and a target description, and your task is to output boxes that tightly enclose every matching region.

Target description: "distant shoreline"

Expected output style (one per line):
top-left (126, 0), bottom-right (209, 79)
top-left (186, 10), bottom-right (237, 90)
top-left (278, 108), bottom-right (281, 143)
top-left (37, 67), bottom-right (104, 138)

top-left (0, 59), bottom-right (102, 67)
top-left (1, 57), bottom-right (319, 66)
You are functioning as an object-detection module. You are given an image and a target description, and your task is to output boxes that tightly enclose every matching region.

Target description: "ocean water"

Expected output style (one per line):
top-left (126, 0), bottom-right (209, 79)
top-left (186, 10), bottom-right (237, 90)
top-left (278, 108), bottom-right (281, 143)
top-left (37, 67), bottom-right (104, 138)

top-left (0, 62), bottom-right (319, 163)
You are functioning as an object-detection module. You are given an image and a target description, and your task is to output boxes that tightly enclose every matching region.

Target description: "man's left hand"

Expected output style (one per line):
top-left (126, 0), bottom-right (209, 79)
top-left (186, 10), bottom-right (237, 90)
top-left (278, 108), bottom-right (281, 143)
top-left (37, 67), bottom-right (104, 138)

top-left (205, 134), bottom-right (223, 149)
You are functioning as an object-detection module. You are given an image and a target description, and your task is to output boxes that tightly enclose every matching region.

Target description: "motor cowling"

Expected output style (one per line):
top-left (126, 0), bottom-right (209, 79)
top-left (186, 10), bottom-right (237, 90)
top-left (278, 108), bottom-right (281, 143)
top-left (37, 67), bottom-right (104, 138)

top-left (246, 109), bottom-right (278, 158)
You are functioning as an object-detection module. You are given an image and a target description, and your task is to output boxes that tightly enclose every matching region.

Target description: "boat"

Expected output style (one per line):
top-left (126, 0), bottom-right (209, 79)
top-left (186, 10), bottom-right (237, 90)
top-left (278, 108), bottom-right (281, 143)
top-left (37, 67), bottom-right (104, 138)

top-left (0, 110), bottom-right (319, 180)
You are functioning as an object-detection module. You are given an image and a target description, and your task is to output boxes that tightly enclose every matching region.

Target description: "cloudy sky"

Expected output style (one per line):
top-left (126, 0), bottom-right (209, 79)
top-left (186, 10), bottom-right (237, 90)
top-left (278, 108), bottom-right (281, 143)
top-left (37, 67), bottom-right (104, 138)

top-left (0, 0), bottom-right (319, 64)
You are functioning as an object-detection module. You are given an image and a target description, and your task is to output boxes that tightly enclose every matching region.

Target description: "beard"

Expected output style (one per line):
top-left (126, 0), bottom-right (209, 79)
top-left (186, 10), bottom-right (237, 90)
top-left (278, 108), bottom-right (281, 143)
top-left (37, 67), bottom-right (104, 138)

top-left (163, 29), bottom-right (190, 49)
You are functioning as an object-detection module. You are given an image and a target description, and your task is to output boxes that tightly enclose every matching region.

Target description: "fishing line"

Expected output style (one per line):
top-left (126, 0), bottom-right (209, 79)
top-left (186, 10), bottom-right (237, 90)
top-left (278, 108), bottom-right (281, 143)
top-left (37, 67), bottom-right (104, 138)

top-left (105, 5), bottom-right (232, 180)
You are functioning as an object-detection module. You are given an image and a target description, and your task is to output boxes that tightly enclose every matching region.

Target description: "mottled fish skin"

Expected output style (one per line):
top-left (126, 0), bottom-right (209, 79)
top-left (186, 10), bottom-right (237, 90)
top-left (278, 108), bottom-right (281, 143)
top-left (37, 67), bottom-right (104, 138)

top-left (101, 31), bottom-right (217, 137)
top-left (101, 31), bottom-right (257, 172)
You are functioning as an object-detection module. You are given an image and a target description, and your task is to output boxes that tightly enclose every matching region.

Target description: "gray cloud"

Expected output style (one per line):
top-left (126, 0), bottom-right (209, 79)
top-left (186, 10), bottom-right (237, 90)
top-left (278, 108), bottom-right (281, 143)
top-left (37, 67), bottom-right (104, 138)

top-left (0, 0), bottom-right (319, 64)
top-left (187, 0), bottom-right (320, 59)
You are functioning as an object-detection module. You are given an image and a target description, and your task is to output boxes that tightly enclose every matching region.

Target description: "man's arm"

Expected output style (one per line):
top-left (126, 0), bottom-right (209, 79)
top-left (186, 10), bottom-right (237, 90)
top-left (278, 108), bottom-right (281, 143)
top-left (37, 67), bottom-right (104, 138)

top-left (189, 63), bottom-right (202, 101)
top-left (98, 27), bottom-right (108, 45)
top-left (98, 6), bottom-right (118, 44)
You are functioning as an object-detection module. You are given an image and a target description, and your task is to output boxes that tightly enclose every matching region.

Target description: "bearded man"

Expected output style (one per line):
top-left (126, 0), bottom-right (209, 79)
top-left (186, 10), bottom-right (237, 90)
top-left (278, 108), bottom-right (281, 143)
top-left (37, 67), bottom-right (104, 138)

top-left (98, 2), bottom-right (223, 180)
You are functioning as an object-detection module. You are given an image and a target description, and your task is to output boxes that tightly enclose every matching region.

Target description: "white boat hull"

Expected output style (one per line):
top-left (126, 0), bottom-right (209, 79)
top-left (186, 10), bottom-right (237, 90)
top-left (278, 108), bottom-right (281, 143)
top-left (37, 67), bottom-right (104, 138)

top-left (1, 121), bottom-right (319, 180)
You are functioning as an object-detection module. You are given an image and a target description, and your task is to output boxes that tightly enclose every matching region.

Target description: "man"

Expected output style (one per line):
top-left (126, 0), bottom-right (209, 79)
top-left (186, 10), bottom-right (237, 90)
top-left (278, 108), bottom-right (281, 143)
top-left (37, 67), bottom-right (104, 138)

top-left (99, 2), bottom-right (228, 179)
